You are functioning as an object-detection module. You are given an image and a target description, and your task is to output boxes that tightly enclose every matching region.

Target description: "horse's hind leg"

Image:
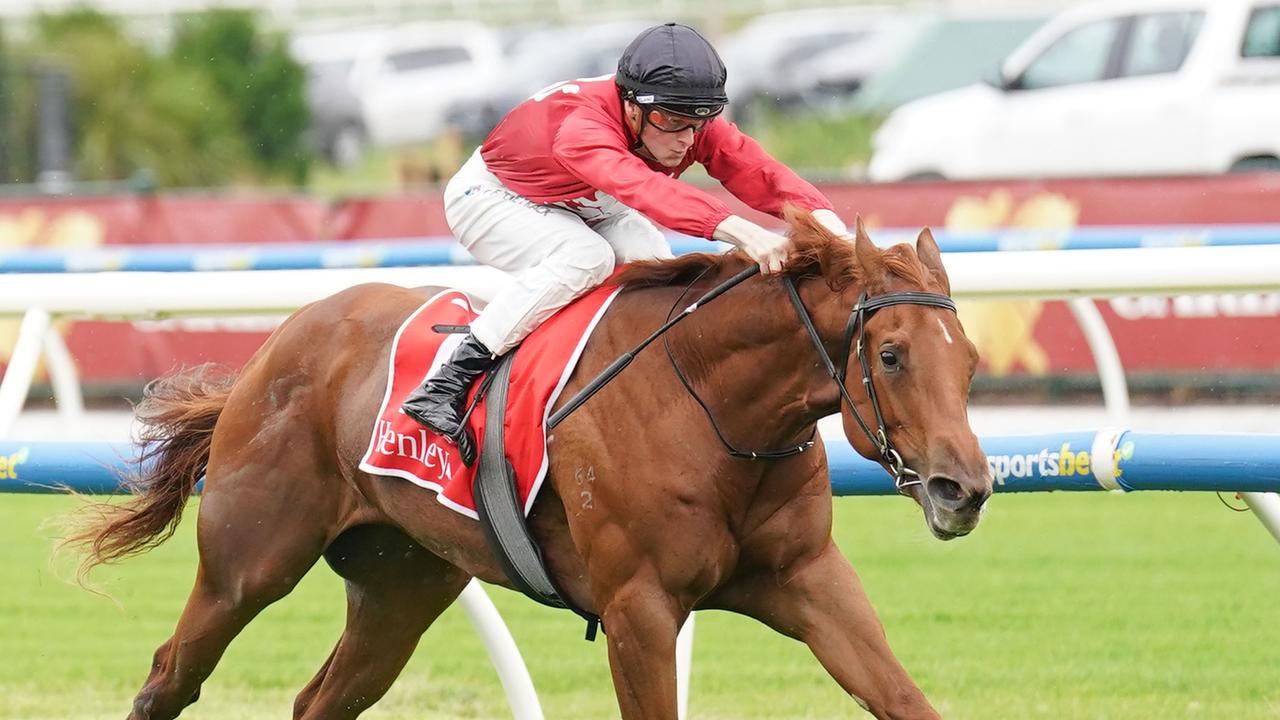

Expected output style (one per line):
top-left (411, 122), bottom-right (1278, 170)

top-left (128, 470), bottom-right (333, 720)
top-left (293, 524), bottom-right (470, 720)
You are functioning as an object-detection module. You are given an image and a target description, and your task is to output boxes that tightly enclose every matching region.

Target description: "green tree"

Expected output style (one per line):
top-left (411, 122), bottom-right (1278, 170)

top-left (0, 22), bottom-right (20, 180)
top-left (15, 9), bottom-right (250, 186)
top-left (171, 9), bottom-right (311, 183)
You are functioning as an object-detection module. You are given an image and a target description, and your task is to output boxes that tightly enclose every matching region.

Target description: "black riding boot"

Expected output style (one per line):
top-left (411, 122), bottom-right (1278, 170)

top-left (401, 332), bottom-right (497, 466)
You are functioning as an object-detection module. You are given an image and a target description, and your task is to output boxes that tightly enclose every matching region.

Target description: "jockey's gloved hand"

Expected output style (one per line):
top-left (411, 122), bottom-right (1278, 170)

top-left (713, 215), bottom-right (793, 276)
top-left (812, 208), bottom-right (848, 238)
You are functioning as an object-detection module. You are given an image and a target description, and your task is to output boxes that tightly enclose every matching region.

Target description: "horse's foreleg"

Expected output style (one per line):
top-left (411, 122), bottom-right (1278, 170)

top-left (293, 524), bottom-right (470, 720)
top-left (718, 541), bottom-right (939, 720)
top-left (601, 580), bottom-right (684, 720)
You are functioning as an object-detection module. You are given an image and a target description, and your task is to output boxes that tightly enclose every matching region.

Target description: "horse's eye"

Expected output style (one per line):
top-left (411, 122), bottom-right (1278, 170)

top-left (880, 350), bottom-right (900, 370)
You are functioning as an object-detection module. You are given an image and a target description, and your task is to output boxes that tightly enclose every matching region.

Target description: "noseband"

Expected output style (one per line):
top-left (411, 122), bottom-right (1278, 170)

top-left (782, 279), bottom-right (957, 495)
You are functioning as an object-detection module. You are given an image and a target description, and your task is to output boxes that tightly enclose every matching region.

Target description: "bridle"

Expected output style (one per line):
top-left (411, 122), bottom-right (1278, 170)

top-left (783, 280), bottom-right (956, 495)
top-left (548, 263), bottom-right (957, 495)
top-left (664, 268), bottom-right (956, 495)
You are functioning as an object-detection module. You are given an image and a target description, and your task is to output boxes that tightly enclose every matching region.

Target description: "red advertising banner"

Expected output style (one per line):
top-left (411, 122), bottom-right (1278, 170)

top-left (0, 194), bottom-right (327, 247)
top-left (2, 175), bottom-right (1279, 391)
top-left (961, 295), bottom-right (1280, 379)
top-left (325, 195), bottom-right (450, 240)
top-left (808, 173), bottom-right (1280, 228)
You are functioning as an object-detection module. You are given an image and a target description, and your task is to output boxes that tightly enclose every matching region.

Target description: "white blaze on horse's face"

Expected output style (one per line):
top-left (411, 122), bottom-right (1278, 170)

top-left (846, 221), bottom-right (992, 541)
top-left (891, 307), bottom-right (989, 541)
top-left (936, 317), bottom-right (954, 344)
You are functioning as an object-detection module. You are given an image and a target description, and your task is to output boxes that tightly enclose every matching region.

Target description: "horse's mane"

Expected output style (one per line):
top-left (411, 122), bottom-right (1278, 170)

top-left (615, 205), bottom-right (930, 292)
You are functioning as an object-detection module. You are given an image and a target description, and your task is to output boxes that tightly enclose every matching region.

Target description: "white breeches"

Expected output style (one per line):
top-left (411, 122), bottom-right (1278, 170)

top-left (444, 149), bottom-right (672, 355)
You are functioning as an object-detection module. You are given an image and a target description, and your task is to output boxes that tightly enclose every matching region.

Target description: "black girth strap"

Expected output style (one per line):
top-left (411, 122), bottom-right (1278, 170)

top-left (473, 353), bottom-right (602, 640)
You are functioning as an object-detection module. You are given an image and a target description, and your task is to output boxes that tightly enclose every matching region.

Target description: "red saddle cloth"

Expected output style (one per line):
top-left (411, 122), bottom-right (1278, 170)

top-left (359, 285), bottom-right (622, 519)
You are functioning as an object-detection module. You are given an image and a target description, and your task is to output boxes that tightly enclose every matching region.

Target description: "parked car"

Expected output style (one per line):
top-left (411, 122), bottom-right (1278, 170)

top-left (851, 14), bottom-right (1048, 113)
top-left (291, 22), bottom-right (503, 165)
top-left (359, 22), bottom-right (503, 148)
top-left (868, 0), bottom-right (1280, 181)
top-left (290, 26), bottom-right (388, 167)
top-left (782, 13), bottom-right (929, 111)
top-left (444, 20), bottom-right (656, 141)
top-left (720, 8), bottom-right (924, 123)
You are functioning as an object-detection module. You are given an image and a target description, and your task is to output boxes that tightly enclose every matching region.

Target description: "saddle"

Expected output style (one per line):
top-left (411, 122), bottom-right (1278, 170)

top-left (359, 286), bottom-right (620, 639)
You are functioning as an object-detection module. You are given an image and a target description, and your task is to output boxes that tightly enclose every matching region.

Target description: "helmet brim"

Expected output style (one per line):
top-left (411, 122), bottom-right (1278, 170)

top-left (650, 101), bottom-right (725, 119)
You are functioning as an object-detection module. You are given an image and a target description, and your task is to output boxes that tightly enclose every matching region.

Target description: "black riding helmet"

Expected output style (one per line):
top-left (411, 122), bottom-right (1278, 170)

top-left (616, 23), bottom-right (728, 118)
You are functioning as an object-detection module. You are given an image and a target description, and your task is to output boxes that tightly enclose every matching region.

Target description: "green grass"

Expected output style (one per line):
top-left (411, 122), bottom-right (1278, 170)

top-left (306, 138), bottom-right (479, 198)
top-left (3, 492), bottom-right (1279, 719)
top-left (306, 145), bottom-right (413, 198)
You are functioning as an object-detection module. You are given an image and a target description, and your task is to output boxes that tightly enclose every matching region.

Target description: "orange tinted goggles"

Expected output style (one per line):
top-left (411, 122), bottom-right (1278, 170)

top-left (646, 107), bottom-right (712, 133)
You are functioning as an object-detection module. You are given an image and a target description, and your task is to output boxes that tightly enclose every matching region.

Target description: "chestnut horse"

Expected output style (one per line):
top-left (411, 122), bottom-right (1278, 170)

top-left (70, 210), bottom-right (991, 719)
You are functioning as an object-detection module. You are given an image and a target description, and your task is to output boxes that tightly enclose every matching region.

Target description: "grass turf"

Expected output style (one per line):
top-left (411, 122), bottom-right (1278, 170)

top-left (2, 492), bottom-right (1278, 719)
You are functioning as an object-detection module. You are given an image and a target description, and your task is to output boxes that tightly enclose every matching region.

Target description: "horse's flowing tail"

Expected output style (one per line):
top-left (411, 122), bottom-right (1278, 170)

top-left (64, 364), bottom-right (236, 581)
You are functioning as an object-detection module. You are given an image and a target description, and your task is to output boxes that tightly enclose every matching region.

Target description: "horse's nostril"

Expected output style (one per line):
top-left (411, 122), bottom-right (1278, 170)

top-left (969, 488), bottom-right (991, 511)
top-left (926, 476), bottom-right (966, 506)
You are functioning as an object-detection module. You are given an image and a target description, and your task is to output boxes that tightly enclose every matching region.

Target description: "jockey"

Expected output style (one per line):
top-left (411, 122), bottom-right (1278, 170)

top-left (402, 22), bottom-right (847, 463)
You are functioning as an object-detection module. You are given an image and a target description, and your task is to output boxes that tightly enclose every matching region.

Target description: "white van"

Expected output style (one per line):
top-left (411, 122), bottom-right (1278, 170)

top-left (357, 22), bottom-right (503, 148)
top-left (868, 0), bottom-right (1280, 181)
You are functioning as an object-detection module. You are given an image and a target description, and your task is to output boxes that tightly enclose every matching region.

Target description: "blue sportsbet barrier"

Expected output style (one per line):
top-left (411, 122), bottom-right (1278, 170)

top-left (0, 441), bottom-right (136, 494)
top-left (3, 225), bottom-right (1279, 273)
top-left (831, 431), bottom-right (1280, 494)
top-left (4, 431), bottom-right (1279, 495)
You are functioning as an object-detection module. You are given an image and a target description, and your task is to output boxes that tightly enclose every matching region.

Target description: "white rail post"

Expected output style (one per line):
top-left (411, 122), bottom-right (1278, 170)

top-left (457, 580), bottom-right (545, 720)
top-left (0, 307), bottom-right (53, 438)
top-left (42, 322), bottom-right (85, 433)
top-left (1066, 298), bottom-right (1130, 426)
top-left (1240, 492), bottom-right (1280, 545)
top-left (676, 614), bottom-right (695, 719)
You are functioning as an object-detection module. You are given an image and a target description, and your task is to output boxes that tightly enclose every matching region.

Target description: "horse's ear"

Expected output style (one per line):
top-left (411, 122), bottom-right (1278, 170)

top-left (853, 215), bottom-right (884, 284)
top-left (916, 227), bottom-right (951, 295)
